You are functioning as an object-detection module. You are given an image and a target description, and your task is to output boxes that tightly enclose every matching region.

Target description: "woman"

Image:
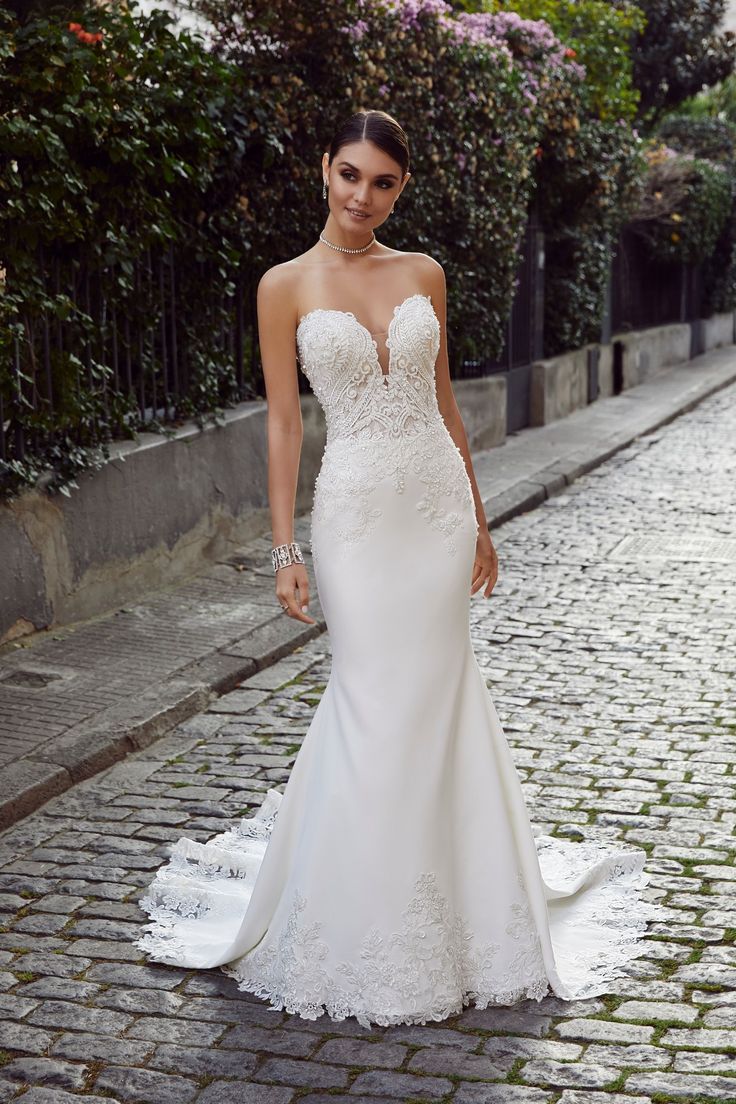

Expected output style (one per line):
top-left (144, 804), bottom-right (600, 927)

top-left (135, 109), bottom-right (659, 1029)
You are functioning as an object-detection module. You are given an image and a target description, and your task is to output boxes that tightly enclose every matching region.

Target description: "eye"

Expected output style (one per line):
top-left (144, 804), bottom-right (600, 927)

top-left (340, 170), bottom-right (392, 189)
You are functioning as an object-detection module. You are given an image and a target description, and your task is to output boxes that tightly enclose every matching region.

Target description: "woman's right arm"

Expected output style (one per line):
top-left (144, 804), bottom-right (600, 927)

top-left (257, 267), bottom-right (316, 625)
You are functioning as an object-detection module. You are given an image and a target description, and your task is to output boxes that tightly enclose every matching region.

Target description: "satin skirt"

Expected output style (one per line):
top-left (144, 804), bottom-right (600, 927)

top-left (135, 443), bottom-right (658, 1028)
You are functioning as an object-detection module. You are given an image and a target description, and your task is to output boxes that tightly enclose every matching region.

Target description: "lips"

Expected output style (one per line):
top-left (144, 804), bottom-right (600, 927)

top-left (346, 208), bottom-right (369, 218)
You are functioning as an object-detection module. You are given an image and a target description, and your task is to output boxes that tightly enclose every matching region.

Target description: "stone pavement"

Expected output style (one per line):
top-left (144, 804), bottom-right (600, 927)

top-left (3, 342), bottom-right (736, 830)
top-left (0, 378), bottom-right (734, 1101)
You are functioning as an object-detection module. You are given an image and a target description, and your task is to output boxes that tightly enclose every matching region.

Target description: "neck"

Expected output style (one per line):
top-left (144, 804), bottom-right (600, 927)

top-left (321, 216), bottom-right (375, 253)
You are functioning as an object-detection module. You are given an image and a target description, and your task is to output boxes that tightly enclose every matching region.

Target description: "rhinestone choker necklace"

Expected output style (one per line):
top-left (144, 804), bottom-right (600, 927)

top-left (319, 230), bottom-right (376, 255)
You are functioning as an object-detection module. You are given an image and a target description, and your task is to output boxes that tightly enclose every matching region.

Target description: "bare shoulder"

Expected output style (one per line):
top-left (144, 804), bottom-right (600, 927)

top-left (257, 260), bottom-right (302, 327)
top-left (399, 250), bottom-right (445, 287)
top-left (258, 259), bottom-right (300, 292)
top-left (400, 250), bottom-right (446, 298)
top-left (404, 250), bottom-right (444, 275)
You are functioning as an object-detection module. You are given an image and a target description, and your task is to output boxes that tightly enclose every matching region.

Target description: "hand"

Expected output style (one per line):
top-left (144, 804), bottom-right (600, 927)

top-left (276, 564), bottom-right (317, 624)
top-left (470, 529), bottom-right (498, 598)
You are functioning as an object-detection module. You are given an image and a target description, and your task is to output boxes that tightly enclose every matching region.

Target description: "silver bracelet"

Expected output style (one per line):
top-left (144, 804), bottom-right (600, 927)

top-left (271, 541), bottom-right (304, 573)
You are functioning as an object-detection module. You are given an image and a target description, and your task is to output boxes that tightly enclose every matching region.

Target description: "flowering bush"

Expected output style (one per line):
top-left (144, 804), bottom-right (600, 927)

top-left (488, 1), bottom-right (646, 354)
top-left (628, 140), bottom-right (732, 266)
top-left (0, 3), bottom-right (251, 497)
top-left (195, 0), bottom-right (591, 365)
top-left (1, 0), bottom-right (657, 496)
top-left (495, 0), bottom-right (643, 122)
top-left (68, 21), bottom-right (103, 45)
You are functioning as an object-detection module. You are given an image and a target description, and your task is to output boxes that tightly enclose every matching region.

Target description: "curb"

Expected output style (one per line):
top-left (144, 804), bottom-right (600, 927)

top-left (4, 356), bottom-right (736, 833)
top-left (1, 614), bottom-right (326, 831)
top-left (482, 359), bottom-right (736, 528)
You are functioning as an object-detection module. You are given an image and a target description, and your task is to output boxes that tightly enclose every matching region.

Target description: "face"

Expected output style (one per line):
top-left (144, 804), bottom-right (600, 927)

top-left (323, 140), bottom-right (409, 232)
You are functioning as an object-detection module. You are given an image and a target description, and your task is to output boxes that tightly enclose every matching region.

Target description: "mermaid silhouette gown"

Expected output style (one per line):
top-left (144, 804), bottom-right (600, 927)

top-left (134, 292), bottom-right (658, 1027)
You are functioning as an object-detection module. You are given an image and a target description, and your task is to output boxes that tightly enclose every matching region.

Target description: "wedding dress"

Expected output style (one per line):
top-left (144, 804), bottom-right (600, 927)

top-left (134, 292), bottom-right (659, 1028)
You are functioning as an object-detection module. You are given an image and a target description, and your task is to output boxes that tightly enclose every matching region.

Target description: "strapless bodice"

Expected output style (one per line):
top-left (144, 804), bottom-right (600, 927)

top-left (296, 293), bottom-right (443, 444)
top-left (295, 292), bottom-right (476, 562)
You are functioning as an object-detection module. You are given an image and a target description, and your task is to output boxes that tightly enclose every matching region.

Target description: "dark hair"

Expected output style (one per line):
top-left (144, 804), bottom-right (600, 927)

top-left (327, 109), bottom-right (410, 178)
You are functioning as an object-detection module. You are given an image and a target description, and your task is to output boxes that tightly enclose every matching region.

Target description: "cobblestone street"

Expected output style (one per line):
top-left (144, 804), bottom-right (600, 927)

top-left (1, 382), bottom-right (735, 1103)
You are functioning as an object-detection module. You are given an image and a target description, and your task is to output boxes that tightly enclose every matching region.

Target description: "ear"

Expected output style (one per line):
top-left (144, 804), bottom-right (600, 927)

top-left (400, 171), bottom-right (412, 196)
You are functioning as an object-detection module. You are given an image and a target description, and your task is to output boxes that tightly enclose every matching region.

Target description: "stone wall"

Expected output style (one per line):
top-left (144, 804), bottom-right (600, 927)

top-left (0, 375), bottom-right (506, 643)
top-left (2, 316), bottom-right (732, 641)
top-left (529, 312), bottom-right (735, 427)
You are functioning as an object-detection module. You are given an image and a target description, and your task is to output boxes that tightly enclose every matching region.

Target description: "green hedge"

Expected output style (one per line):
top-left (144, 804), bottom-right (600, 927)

top-left (2, 0), bottom-right (648, 498)
top-left (0, 3), bottom-right (251, 497)
top-left (497, 0), bottom-right (646, 354)
top-left (654, 113), bottom-right (736, 313)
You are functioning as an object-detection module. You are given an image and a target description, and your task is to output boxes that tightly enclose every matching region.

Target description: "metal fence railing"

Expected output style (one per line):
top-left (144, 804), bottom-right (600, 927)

top-left (457, 211), bottom-right (545, 432)
top-left (1, 246), bottom-right (256, 470)
top-left (0, 220), bottom-right (714, 474)
top-left (610, 228), bottom-right (703, 333)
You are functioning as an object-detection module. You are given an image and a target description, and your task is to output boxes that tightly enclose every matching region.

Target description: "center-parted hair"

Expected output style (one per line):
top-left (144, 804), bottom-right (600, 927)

top-left (327, 109), bottom-right (410, 178)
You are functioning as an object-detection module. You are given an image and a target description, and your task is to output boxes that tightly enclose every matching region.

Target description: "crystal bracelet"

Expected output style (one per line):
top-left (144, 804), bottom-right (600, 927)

top-left (271, 541), bottom-right (304, 574)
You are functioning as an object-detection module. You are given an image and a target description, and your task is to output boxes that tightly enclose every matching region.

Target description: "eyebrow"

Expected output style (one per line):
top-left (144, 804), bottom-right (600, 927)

top-left (337, 160), bottom-right (399, 181)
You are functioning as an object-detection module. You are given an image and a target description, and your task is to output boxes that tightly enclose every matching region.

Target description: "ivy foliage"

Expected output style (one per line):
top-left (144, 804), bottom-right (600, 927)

top-left (662, 78), bottom-right (736, 311)
top-left (7, 0), bottom-right (710, 501)
top-left (193, 0), bottom-right (549, 369)
top-left (628, 142), bottom-right (731, 266)
top-left (537, 118), bottom-right (645, 354)
top-left (0, 2), bottom-right (252, 497)
top-left (482, 0), bottom-right (645, 354)
top-left (194, 0), bottom-right (642, 363)
top-left (650, 115), bottom-right (736, 311)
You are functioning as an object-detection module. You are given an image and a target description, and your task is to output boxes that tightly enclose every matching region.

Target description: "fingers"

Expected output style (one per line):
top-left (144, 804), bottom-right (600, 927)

top-left (280, 597), bottom-right (316, 624)
top-left (470, 560), bottom-right (499, 598)
top-left (276, 575), bottom-right (317, 625)
top-left (284, 602), bottom-right (316, 624)
top-left (484, 563), bottom-right (499, 597)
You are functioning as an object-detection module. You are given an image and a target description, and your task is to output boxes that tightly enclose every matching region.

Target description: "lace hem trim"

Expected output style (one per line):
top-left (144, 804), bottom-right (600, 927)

top-left (135, 789), bottom-right (661, 1029)
top-left (222, 968), bottom-right (552, 1029)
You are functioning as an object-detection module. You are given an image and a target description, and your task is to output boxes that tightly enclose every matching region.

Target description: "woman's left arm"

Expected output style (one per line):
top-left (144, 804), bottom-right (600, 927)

top-left (421, 256), bottom-right (499, 598)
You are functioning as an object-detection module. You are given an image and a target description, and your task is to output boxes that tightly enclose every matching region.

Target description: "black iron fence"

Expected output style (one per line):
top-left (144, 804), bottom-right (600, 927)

top-left (456, 210), bottom-right (544, 432)
top-left (0, 246), bottom-right (257, 475)
top-left (454, 221), bottom-right (707, 431)
top-left (610, 228), bottom-right (703, 334)
top-left (0, 220), bottom-right (716, 482)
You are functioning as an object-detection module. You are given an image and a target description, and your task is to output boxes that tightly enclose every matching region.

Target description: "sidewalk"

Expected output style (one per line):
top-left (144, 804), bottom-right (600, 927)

top-left (3, 343), bottom-right (736, 830)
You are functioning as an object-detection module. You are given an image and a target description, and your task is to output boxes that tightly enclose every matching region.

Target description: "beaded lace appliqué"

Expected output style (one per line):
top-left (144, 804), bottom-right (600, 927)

top-left (296, 294), bottom-right (477, 561)
top-left (223, 868), bottom-right (550, 1029)
top-left (136, 788), bottom-right (658, 1028)
top-left (134, 789), bottom-right (281, 962)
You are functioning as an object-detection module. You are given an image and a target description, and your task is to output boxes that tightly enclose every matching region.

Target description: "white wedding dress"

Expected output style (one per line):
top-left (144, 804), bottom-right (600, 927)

top-left (135, 292), bottom-right (659, 1028)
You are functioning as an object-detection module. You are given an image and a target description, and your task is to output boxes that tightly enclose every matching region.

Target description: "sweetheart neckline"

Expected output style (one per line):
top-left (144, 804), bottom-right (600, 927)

top-left (297, 292), bottom-right (434, 339)
top-left (296, 293), bottom-right (436, 382)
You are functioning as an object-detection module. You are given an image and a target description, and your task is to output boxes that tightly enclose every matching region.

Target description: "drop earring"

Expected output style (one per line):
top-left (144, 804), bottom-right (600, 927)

top-left (323, 179), bottom-right (327, 199)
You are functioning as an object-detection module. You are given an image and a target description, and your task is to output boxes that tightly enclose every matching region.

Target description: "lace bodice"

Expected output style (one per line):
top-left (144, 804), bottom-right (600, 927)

top-left (296, 293), bottom-right (443, 443)
top-left (295, 293), bottom-right (477, 561)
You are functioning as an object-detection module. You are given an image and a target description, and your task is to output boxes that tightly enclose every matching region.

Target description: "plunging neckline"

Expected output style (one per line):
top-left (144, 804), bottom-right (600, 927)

top-left (297, 293), bottom-right (434, 383)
